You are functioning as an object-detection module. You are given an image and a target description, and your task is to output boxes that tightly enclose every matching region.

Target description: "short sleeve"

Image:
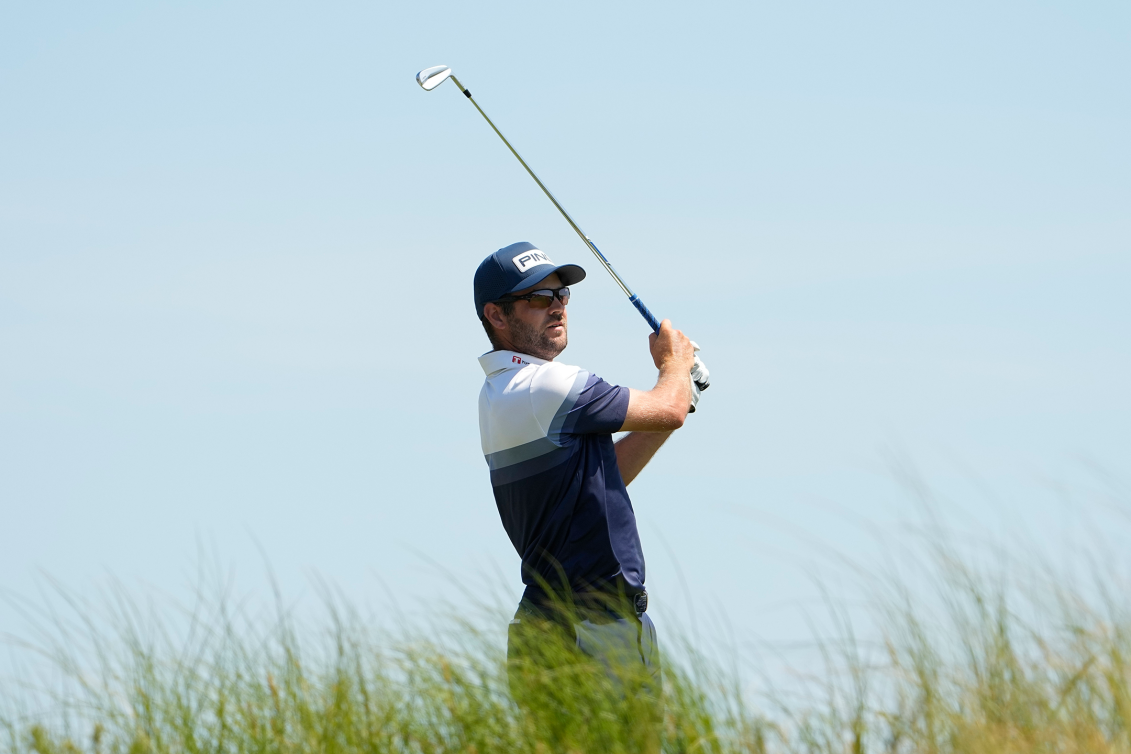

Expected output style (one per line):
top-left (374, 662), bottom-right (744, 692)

top-left (561, 373), bottom-right (629, 435)
top-left (527, 363), bottom-right (629, 440)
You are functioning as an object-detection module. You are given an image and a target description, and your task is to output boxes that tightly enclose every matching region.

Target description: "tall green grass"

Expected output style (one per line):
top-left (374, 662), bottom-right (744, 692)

top-left (4, 522), bottom-right (1131, 753)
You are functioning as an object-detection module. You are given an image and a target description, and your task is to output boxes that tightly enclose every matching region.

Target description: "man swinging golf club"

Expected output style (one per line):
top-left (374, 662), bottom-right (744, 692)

top-left (476, 241), bottom-right (701, 717)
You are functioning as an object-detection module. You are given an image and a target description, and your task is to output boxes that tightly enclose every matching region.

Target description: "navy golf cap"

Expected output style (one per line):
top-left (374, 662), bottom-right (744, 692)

top-left (474, 242), bottom-right (586, 320)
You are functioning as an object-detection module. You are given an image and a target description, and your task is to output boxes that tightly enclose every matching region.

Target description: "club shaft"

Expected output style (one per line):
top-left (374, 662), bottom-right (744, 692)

top-left (449, 74), bottom-right (662, 333)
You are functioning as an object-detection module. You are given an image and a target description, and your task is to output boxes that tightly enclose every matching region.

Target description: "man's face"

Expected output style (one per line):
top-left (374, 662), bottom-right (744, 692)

top-left (494, 272), bottom-right (568, 360)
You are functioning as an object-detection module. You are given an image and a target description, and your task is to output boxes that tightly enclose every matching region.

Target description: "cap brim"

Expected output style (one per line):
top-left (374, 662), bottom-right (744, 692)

top-left (507, 263), bottom-right (587, 293)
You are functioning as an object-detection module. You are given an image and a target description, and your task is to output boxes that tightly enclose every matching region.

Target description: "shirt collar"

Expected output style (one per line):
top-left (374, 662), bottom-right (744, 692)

top-left (478, 350), bottom-right (549, 376)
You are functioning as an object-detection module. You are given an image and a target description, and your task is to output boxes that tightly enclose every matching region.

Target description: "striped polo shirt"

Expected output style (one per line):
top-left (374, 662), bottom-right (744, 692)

top-left (477, 350), bottom-right (644, 600)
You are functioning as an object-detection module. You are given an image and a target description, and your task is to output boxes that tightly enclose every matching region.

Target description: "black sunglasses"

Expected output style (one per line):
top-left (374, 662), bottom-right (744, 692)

top-left (495, 286), bottom-right (571, 309)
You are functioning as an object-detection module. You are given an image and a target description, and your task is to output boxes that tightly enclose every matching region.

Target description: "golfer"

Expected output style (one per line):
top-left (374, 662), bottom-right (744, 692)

top-left (475, 241), bottom-right (699, 697)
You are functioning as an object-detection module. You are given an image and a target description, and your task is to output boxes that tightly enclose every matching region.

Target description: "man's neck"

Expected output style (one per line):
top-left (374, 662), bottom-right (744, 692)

top-left (494, 341), bottom-right (555, 362)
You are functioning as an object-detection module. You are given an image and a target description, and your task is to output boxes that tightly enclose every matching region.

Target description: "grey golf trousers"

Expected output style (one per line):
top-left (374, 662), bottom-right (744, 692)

top-left (506, 600), bottom-right (662, 701)
top-left (509, 601), bottom-right (659, 668)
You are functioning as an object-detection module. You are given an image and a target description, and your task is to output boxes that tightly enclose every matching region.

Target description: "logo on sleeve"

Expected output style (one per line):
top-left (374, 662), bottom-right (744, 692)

top-left (512, 249), bottom-right (554, 273)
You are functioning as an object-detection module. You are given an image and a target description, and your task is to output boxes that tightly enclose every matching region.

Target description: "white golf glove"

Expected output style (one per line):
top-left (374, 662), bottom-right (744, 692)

top-left (688, 341), bottom-right (710, 413)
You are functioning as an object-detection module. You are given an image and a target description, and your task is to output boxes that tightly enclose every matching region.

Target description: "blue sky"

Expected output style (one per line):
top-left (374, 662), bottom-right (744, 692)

top-left (2, 0), bottom-right (1128, 652)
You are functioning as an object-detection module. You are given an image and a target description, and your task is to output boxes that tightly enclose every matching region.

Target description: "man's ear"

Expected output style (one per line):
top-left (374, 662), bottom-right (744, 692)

top-left (483, 302), bottom-right (509, 331)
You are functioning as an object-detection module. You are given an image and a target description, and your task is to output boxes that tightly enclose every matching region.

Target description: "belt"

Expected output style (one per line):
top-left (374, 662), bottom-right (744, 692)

top-left (522, 581), bottom-right (648, 616)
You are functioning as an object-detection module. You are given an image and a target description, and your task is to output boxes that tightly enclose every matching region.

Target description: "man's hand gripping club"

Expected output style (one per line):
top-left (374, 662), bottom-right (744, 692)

top-left (619, 320), bottom-right (701, 432)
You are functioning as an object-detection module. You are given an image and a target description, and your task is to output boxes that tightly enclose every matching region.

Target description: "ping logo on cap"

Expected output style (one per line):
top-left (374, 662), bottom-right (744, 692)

top-left (512, 249), bottom-right (553, 273)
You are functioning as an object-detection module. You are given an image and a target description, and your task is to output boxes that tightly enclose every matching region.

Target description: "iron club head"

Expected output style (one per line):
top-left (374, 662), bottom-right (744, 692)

top-left (416, 65), bottom-right (452, 91)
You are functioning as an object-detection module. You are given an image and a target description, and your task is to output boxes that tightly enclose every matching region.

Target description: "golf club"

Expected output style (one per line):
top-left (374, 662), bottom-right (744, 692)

top-left (416, 64), bottom-right (709, 392)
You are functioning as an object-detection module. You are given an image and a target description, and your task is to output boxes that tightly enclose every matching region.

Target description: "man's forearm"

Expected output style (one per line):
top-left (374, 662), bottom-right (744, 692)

top-left (620, 363), bottom-right (692, 432)
top-left (614, 430), bottom-right (673, 486)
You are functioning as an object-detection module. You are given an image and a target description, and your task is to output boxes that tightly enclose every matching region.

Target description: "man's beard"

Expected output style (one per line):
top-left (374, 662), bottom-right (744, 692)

top-left (507, 314), bottom-right (566, 360)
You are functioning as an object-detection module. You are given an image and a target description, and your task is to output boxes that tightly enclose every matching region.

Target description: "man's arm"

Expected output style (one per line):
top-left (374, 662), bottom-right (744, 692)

top-left (618, 320), bottom-right (696, 432)
top-left (614, 430), bottom-right (673, 486)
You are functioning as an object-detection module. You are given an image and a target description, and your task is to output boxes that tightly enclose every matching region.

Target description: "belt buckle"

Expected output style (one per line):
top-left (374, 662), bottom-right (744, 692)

top-left (634, 589), bottom-right (648, 614)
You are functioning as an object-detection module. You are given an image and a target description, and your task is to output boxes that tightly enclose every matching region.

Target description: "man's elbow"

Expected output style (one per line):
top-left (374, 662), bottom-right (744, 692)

top-left (659, 404), bottom-right (687, 431)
